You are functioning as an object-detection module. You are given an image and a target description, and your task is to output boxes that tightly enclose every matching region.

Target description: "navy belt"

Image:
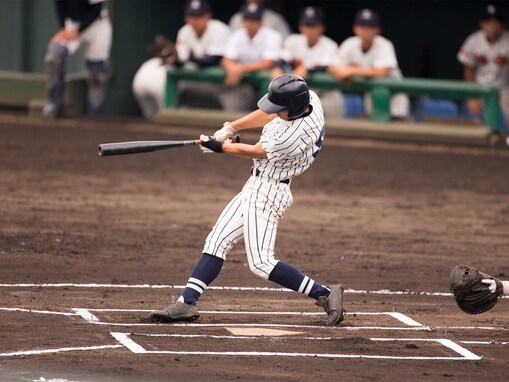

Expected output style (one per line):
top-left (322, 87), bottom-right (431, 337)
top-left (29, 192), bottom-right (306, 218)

top-left (252, 168), bottom-right (290, 184)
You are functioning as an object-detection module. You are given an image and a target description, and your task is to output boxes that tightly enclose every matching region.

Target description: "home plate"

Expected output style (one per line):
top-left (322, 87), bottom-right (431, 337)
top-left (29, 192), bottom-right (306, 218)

top-left (225, 327), bottom-right (305, 337)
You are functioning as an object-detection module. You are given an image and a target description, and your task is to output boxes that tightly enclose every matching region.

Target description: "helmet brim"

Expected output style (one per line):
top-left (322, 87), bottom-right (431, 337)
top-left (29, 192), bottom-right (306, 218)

top-left (257, 94), bottom-right (287, 114)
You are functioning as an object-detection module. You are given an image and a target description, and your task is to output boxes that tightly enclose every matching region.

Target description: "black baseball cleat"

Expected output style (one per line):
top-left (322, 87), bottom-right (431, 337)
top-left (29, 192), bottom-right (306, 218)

top-left (150, 301), bottom-right (200, 323)
top-left (315, 284), bottom-right (345, 325)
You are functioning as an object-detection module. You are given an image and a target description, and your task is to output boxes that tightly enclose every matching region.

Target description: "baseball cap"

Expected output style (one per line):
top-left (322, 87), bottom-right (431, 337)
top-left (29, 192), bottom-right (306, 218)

top-left (299, 6), bottom-right (325, 25)
top-left (480, 4), bottom-right (504, 22)
top-left (185, 0), bottom-right (210, 16)
top-left (354, 9), bottom-right (380, 27)
top-left (241, 3), bottom-right (264, 20)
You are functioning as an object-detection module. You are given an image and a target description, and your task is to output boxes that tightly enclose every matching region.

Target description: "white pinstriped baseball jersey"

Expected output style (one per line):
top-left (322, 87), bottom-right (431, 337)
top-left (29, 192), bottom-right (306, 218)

top-left (203, 90), bottom-right (325, 278)
top-left (255, 90), bottom-right (325, 181)
top-left (334, 35), bottom-right (403, 79)
top-left (457, 30), bottom-right (509, 88)
top-left (60, 6), bottom-right (111, 61)
top-left (224, 26), bottom-right (282, 64)
top-left (333, 35), bottom-right (409, 117)
top-left (176, 19), bottom-right (230, 64)
top-left (229, 9), bottom-right (291, 38)
top-left (281, 34), bottom-right (338, 70)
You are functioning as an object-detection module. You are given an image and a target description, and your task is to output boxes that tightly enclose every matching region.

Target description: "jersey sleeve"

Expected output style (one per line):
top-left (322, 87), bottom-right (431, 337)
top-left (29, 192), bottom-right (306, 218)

top-left (176, 26), bottom-right (191, 62)
top-left (457, 34), bottom-right (477, 67)
top-left (262, 30), bottom-right (282, 61)
top-left (333, 39), bottom-right (353, 66)
top-left (223, 31), bottom-right (242, 60)
top-left (371, 39), bottom-right (398, 69)
top-left (280, 35), bottom-right (298, 63)
top-left (321, 38), bottom-right (339, 67)
top-left (205, 23), bottom-right (230, 57)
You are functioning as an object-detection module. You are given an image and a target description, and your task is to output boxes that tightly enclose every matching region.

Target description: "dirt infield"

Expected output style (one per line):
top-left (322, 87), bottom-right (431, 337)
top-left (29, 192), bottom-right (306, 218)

top-left (1, 113), bottom-right (509, 381)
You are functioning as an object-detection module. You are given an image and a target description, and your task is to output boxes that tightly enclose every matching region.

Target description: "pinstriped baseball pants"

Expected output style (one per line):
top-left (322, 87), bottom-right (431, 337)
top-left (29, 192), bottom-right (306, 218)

top-left (203, 176), bottom-right (293, 279)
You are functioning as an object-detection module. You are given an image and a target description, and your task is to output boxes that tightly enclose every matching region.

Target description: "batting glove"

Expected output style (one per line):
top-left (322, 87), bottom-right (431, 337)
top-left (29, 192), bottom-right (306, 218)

top-left (200, 135), bottom-right (224, 153)
top-left (213, 122), bottom-right (236, 142)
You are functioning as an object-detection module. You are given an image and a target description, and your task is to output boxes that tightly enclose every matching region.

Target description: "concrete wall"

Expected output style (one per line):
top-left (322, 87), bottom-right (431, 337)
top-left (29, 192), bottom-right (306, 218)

top-left (1, 0), bottom-right (508, 115)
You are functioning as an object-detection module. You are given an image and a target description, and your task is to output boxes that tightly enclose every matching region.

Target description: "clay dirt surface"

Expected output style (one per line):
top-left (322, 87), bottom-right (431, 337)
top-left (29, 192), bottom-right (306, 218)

top-left (1, 113), bottom-right (509, 381)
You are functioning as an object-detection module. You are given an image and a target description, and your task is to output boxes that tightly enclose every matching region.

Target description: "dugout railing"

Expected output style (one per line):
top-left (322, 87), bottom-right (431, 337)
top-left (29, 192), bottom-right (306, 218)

top-left (164, 66), bottom-right (500, 133)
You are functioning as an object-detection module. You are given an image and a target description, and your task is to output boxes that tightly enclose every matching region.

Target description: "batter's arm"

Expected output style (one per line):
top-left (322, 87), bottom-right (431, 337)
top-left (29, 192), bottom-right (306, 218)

top-left (222, 141), bottom-right (267, 159)
top-left (230, 110), bottom-right (276, 132)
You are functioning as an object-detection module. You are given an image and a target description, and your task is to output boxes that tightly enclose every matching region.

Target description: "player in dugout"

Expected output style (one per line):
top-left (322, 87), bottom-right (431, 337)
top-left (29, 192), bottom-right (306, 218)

top-left (271, 6), bottom-right (344, 118)
top-left (220, 2), bottom-right (282, 111)
top-left (457, 3), bottom-right (509, 140)
top-left (328, 9), bottom-right (409, 119)
top-left (150, 73), bottom-right (345, 327)
top-left (132, 0), bottom-right (230, 120)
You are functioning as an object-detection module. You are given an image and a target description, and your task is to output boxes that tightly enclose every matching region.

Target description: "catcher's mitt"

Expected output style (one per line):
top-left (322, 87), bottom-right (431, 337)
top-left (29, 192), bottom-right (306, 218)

top-left (147, 34), bottom-right (177, 65)
top-left (450, 265), bottom-right (503, 314)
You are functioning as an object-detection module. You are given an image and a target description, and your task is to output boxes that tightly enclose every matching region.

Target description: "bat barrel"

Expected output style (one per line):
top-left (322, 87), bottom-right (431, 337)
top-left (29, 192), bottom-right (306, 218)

top-left (98, 140), bottom-right (196, 156)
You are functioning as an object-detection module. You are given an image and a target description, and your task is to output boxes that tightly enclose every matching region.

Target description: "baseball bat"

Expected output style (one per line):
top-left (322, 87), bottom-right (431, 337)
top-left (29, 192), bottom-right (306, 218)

top-left (98, 140), bottom-right (199, 156)
top-left (98, 135), bottom-right (240, 157)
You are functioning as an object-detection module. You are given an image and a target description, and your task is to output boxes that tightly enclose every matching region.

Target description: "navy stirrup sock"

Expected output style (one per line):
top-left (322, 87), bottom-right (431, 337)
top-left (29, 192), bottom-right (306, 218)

top-left (180, 253), bottom-right (224, 305)
top-left (268, 261), bottom-right (330, 300)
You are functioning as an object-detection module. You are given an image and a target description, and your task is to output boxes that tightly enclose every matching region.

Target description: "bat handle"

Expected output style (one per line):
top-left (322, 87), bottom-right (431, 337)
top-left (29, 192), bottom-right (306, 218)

top-left (195, 135), bottom-right (241, 145)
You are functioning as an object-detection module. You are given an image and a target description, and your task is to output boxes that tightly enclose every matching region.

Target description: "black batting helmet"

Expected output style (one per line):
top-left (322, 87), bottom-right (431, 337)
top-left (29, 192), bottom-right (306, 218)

top-left (257, 74), bottom-right (310, 120)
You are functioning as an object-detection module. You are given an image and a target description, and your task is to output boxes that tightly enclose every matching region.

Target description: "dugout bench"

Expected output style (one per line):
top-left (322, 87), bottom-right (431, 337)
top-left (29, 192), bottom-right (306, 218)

top-left (0, 71), bottom-right (88, 116)
top-left (164, 66), bottom-right (500, 133)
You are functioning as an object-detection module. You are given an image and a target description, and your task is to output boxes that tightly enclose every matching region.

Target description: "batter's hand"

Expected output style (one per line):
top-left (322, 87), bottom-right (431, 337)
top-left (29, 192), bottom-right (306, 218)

top-left (213, 122), bottom-right (236, 142)
top-left (200, 135), bottom-right (223, 154)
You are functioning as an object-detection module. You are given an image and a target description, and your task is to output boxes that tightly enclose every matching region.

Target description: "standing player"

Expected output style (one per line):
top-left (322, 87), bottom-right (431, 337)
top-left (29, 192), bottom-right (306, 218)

top-left (150, 74), bottom-right (345, 326)
top-left (132, 0), bottom-right (230, 120)
top-left (457, 4), bottom-right (509, 136)
top-left (272, 6), bottom-right (344, 118)
top-left (43, 0), bottom-right (112, 118)
top-left (328, 9), bottom-right (409, 119)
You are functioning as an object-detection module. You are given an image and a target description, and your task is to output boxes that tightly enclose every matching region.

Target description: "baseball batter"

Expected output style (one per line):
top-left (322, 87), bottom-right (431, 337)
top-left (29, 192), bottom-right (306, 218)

top-left (150, 74), bottom-right (345, 326)
top-left (43, 0), bottom-right (112, 118)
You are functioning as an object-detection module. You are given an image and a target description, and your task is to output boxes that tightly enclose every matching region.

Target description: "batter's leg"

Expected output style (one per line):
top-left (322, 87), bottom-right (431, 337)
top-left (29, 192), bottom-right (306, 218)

top-left (243, 180), bottom-right (344, 325)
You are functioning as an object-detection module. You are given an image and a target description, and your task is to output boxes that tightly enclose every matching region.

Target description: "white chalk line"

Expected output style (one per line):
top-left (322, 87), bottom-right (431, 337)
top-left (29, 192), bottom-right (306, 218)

top-left (0, 307), bottom-right (77, 316)
top-left (462, 340), bottom-right (509, 345)
top-left (132, 333), bottom-right (339, 340)
top-left (110, 332), bottom-right (481, 361)
top-left (73, 307), bottom-right (427, 330)
top-left (372, 338), bottom-right (481, 360)
top-left (0, 282), bottom-right (456, 297)
top-left (0, 344), bottom-right (122, 357)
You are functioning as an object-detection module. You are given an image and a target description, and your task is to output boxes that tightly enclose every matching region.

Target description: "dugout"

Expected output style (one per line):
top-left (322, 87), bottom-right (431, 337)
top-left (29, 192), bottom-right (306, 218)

top-left (0, 0), bottom-right (508, 118)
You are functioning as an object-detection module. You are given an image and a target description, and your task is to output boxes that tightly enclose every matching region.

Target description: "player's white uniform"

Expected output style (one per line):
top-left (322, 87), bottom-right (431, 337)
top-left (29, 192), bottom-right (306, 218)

top-left (229, 8), bottom-right (291, 38)
top-left (281, 34), bottom-right (344, 118)
top-left (132, 19), bottom-right (230, 120)
top-left (221, 26), bottom-right (282, 111)
top-left (58, 0), bottom-right (112, 61)
top-left (457, 30), bottom-right (509, 130)
top-left (203, 90), bottom-right (324, 278)
top-left (334, 35), bottom-right (409, 118)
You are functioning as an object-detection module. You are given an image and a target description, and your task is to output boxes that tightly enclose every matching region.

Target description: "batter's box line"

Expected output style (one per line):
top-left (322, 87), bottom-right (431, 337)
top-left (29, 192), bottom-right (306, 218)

top-left (72, 308), bottom-right (425, 330)
top-left (110, 332), bottom-right (481, 361)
